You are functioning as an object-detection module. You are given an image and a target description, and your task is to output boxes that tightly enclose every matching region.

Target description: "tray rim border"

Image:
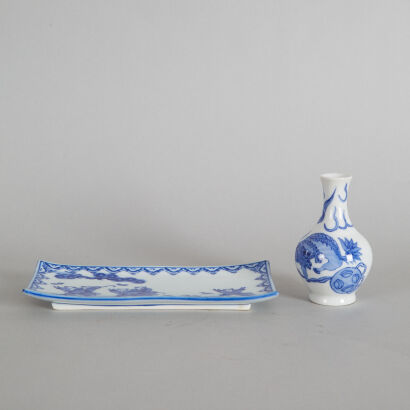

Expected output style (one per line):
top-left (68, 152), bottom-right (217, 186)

top-left (23, 259), bottom-right (279, 303)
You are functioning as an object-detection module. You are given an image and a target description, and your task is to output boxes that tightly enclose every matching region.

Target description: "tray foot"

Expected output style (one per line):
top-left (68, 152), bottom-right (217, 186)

top-left (51, 303), bottom-right (252, 311)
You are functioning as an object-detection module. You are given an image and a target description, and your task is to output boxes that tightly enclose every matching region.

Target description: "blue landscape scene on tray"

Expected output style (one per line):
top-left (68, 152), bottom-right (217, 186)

top-left (27, 260), bottom-right (275, 300)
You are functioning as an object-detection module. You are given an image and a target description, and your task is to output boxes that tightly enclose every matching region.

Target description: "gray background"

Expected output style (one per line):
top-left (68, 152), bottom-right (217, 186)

top-left (1, 1), bottom-right (409, 409)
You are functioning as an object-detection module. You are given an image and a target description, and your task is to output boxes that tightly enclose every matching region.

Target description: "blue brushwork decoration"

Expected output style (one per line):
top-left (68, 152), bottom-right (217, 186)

top-left (295, 174), bottom-right (373, 305)
top-left (295, 233), bottom-right (347, 279)
top-left (23, 260), bottom-right (278, 306)
top-left (324, 208), bottom-right (353, 232)
top-left (213, 287), bottom-right (255, 296)
top-left (54, 286), bottom-right (102, 297)
top-left (330, 263), bottom-right (366, 294)
top-left (108, 287), bottom-right (159, 297)
top-left (318, 189), bottom-right (336, 223)
top-left (338, 237), bottom-right (362, 262)
top-left (338, 183), bottom-right (348, 202)
top-left (296, 262), bottom-right (366, 293)
top-left (295, 231), bottom-right (367, 297)
top-left (38, 260), bottom-right (269, 277)
top-left (54, 271), bottom-right (146, 285)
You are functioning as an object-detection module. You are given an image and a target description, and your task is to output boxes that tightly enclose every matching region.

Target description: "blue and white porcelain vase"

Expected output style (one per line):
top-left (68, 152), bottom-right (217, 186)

top-left (295, 173), bottom-right (372, 306)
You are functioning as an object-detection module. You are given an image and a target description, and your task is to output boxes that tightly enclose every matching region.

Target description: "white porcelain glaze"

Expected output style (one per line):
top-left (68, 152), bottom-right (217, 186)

top-left (23, 260), bottom-right (278, 308)
top-left (295, 174), bottom-right (372, 306)
top-left (51, 303), bottom-right (251, 311)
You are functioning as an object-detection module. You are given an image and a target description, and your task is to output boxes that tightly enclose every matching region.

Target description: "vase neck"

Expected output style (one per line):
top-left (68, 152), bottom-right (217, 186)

top-left (318, 174), bottom-right (353, 231)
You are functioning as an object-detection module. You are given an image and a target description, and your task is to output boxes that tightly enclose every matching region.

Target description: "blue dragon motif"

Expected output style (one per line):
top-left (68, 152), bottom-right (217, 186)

top-left (295, 233), bottom-right (347, 279)
top-left (295, 233), bottom-right (365, 293)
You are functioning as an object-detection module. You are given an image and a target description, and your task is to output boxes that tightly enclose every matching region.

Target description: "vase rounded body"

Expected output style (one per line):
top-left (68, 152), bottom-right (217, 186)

top-left (295, 173), bottom-right (372, 306)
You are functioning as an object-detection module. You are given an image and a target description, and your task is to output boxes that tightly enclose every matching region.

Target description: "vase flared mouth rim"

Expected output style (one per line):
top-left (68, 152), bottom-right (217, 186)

top-left (320, 172), bottom-right (352, 181)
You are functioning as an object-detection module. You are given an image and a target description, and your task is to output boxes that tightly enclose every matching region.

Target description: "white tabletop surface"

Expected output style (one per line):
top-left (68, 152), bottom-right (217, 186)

top-left (2, 263), bottom-right (409, 410)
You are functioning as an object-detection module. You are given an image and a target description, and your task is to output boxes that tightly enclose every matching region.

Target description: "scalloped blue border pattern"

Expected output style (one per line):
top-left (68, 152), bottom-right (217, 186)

top-left (36, 260), bottom-right (269, 276)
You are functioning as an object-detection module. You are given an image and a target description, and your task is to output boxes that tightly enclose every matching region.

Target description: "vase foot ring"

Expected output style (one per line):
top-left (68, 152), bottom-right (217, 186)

top-left (308, 292), bottom-right (356, 306)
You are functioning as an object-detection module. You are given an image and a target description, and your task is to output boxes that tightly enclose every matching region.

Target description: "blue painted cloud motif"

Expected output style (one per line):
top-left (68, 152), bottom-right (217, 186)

top-left (54, 285), bottom-right (102, 296)
top-left (318, 189), bottom-right (336, 224)
top-left (324, 208), bottom-right (353, 232)
top-left (54, 271), bottom-right (146, 285)
top-left (338, 183), bottom-right (348, 202)
top-left (317, 184), bottom-right (353, 232)
top-left (108, 287), bottom-right (159, 297)
top-left (213, 287), bottom-right (255, 296)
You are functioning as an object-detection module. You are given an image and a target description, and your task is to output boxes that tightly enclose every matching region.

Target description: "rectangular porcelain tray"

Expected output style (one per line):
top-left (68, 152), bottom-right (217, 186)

top-left (23, 260), bottom-right (278, 308)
